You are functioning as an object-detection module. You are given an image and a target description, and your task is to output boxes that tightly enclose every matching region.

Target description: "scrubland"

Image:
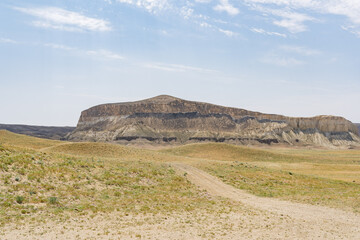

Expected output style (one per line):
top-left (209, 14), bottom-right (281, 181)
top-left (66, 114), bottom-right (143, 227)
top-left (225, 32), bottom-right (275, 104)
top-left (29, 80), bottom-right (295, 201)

top-left (1, 130), bottom-right (359, 239)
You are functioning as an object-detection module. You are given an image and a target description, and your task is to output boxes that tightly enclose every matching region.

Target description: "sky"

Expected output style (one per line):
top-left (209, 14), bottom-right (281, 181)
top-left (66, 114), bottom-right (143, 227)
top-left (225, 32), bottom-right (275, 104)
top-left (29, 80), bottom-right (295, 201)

top-left (0, 0), bottom-right (359, 126)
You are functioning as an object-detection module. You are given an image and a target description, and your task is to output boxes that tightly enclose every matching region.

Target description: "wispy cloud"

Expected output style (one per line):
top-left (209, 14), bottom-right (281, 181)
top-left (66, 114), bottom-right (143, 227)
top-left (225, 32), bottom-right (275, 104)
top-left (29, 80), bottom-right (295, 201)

top-left (251, 28), bottom-right (286, 37)
top-left (195, 18), bottom-right (239, 38)
top-left (144, 62), bottom-right (217, 73)
top-left (13, 6), bottom-right (112, 32)
top-left (342, 25), bottom-right (360, 38)
top-left (280, 45), bottom-right (321, 56)
top-left (86, 50), bottom-right (124, 60)
top-left (116, 0), bottom-right (170, 14)
top-left (260, 45), bottom-right (320, 67)
top-left (272, 10), bottom-right (313, 33)
top-left (218, 28), bottom-right (237, 37)
top-left (44, 43), bottom-right (124, 60)
top-left (0, 37), bottom-right (17, 44)
top-left (214, 0), bottom-right (239, 16)
top-left (109, 0), bottom-right (360, 37)
top-left (244, 0), bottom-right (360, 36)
top-left (249, 5), bottom-right (313, 33)
top-left (261, 53), bottom-right (304, 67)
top-left (44, 43), bottom-right (75, 51)
top-left (195, 0), bottom-right (212, 3)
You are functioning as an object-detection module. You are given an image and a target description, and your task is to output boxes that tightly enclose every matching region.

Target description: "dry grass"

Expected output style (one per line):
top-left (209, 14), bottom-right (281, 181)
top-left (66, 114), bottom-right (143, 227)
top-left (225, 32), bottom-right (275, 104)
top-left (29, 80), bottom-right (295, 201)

top-left (0, 130), bottom-right (62, 150)
top-left (1, 131), bottom-right (359, 217)
top-left (252, 161), bottom-right (360, 183)
top-left (161, 142), bottom-right (360, 164)
top-left (0, 143), bottom-right (231, 225)
top-left (161, 143), bottom-right (360, 212)
top-left (195, 161), bottom-right (360, 212)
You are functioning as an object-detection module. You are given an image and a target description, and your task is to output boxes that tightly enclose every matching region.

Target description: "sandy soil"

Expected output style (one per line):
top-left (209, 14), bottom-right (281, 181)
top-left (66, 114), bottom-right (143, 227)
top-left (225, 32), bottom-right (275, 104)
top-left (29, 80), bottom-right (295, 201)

top-left (172, 163), bottom-right (360, 239)
top-left (1, 163), bottom-right (359, 239)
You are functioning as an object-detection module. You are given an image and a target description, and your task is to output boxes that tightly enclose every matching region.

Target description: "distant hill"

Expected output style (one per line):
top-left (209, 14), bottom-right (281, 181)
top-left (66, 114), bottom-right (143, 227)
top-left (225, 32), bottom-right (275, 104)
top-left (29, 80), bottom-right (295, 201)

top-left (0, 124), bottom-right (75, 140)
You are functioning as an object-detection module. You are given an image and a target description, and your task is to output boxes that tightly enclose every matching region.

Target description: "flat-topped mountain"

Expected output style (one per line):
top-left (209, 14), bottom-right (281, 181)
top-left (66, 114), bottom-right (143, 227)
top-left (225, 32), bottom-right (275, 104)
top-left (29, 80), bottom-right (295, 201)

top-left (68, 95), bottom-right (360, 147)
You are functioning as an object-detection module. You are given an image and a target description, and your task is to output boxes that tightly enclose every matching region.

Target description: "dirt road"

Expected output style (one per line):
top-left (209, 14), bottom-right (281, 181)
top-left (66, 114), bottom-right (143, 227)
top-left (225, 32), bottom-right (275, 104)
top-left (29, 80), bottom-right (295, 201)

top-left (3, 163), bottom-right (360, 239)
top-left (172, 162), bottom-right (360, 239)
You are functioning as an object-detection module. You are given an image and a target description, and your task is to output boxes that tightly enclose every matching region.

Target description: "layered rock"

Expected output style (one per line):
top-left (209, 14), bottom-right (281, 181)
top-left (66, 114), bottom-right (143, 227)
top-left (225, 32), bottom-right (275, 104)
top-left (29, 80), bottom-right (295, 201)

top-left (68, 95), bottom-right (360, 147)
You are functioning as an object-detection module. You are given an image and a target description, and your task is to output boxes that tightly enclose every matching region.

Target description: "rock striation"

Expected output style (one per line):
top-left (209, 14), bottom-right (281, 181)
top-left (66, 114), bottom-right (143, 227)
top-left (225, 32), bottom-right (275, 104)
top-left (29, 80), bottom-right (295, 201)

top-left (68, 95), bottom-right (360, 147)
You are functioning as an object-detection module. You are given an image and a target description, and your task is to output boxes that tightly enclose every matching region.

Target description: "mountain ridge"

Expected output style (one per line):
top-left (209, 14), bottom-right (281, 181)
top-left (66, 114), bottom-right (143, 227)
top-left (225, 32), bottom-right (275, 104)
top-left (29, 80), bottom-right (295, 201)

top-left (0, 124), bottom-right (75, 140)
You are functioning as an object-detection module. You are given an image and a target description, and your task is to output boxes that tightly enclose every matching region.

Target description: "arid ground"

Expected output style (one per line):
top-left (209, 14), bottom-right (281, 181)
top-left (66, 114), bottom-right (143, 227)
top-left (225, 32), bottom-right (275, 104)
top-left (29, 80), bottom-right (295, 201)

top-left (1, 130), bottom-right (359, 239)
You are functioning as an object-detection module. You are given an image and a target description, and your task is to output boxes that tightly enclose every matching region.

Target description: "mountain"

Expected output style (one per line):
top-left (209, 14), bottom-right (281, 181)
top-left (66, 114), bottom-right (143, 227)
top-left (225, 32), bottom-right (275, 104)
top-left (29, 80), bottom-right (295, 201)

top-left (67, 95), bottom-right (360, 148)
top-left (356, 123), bottom-right (360, 134)
top-left (0, 124), bottom-right (75, 140)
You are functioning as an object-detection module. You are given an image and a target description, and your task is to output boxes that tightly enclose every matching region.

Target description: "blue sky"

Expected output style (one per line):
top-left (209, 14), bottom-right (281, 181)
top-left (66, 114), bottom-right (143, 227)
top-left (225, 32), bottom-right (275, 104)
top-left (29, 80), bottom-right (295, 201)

top-left (0, 0), bottom-right (359, 126)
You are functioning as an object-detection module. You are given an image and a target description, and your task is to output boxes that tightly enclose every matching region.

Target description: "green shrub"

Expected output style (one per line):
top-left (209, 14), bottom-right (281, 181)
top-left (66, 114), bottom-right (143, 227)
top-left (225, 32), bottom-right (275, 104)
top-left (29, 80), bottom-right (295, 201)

top-left (15, 196), bottom-right (24, 204)
top-left (49, 197), bottom-right (58, 205)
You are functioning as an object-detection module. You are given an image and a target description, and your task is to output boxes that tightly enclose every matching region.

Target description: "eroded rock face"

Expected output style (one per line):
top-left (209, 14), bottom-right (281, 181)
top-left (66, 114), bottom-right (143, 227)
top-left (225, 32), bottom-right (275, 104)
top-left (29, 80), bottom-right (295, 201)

top-left (68, 95), bottom-right (360, 147)
top-left (356, 124), bottom-right (360, 134)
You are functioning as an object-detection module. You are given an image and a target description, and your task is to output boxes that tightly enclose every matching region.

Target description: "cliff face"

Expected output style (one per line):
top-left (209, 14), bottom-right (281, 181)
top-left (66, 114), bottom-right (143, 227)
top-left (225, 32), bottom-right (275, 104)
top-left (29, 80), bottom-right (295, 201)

top-left (68, 95), bottom-right (360, 147)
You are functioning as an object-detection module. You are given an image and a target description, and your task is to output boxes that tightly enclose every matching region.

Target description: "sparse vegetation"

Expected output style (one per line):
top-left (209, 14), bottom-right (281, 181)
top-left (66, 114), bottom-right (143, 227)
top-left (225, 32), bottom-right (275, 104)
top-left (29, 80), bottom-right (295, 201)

top-left (49, 197), bottom-right (58, 205)
top-left (1, 130), bottom-right (360, 230)
top-left (196, 161), bottom-right (360, 212)
top-left (15, 196), bottom-right (25, 204)
top-left (0, 138), bottom-right (229, 225)
top-left (0, 130), bottom-right (63, 150)
top-left (161, 143), bottom-right (360, 165)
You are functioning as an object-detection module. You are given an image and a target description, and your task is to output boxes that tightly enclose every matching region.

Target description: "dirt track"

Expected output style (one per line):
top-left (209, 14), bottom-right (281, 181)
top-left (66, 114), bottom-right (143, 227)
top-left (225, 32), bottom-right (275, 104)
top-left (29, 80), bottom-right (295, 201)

top-left (2, 163), bottom-right (360, 239)
top-left (172, 162), bottom-right (360, 239)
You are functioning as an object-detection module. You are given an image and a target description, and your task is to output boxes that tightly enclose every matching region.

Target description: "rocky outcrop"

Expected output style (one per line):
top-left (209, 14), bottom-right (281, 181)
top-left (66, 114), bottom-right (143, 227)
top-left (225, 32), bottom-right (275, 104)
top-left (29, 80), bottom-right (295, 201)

top-left (68, 95), bottom-right (360, 148)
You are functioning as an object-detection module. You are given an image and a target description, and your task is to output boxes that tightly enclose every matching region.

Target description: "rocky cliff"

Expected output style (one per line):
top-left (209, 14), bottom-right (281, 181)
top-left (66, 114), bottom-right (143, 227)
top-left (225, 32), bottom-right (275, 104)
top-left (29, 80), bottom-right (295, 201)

top-left (68, 95), bottom-right (360, 148)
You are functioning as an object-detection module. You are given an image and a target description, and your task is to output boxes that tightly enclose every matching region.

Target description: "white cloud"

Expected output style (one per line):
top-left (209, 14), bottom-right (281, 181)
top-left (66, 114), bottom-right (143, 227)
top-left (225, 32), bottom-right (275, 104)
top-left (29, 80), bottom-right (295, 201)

top-left (280, 45), bottom-right (321, 56)
top-left (195, 0), bottom-right (212, 3)
top-left (44, 43), bottom-right (124, 60)
top-left (44, 43), bottom-right (75, 50)
top-left (199, 21), bottom-right (212, 28)
top-left (14, 6), bottom-right (111, 32)
top-left (214, 0), bottom-right (239, 16)
top-left (244, 0), bottom-right (360, 35)
top-left (260, 44), bottom-right (320, 67)
top-left (144, 62), bottom-right (217, 73)
top-left (0, 38), bottom-right (17, 44)
top-left (116, 0), bottom-right (169, 14)
top-left (86, 50), bottom-right (124, 60)
top-left (251, 28), bottom-right (286, 37)
top-left (250, 5), bottom-right (313, 33)
top-left (261, 53), bottom-right (304, 67)
top-left (32, 21), bottom-right (84, 32)
top-left (272, 10), bottom-right (313, 33)
top-left (342, 25), bottom-right (360, 38)
top-left (180, 6), bottom-right (194, 19)
top-left (218, 28), bottom-right (237, 37)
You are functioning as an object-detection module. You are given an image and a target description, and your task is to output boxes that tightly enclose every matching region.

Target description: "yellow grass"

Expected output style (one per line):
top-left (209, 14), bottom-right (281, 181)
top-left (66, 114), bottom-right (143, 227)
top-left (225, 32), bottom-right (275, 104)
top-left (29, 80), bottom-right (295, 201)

top-left (0, 130), bottom-right (62, 150)
top-left (1, 131), bottom-right (359, 214)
